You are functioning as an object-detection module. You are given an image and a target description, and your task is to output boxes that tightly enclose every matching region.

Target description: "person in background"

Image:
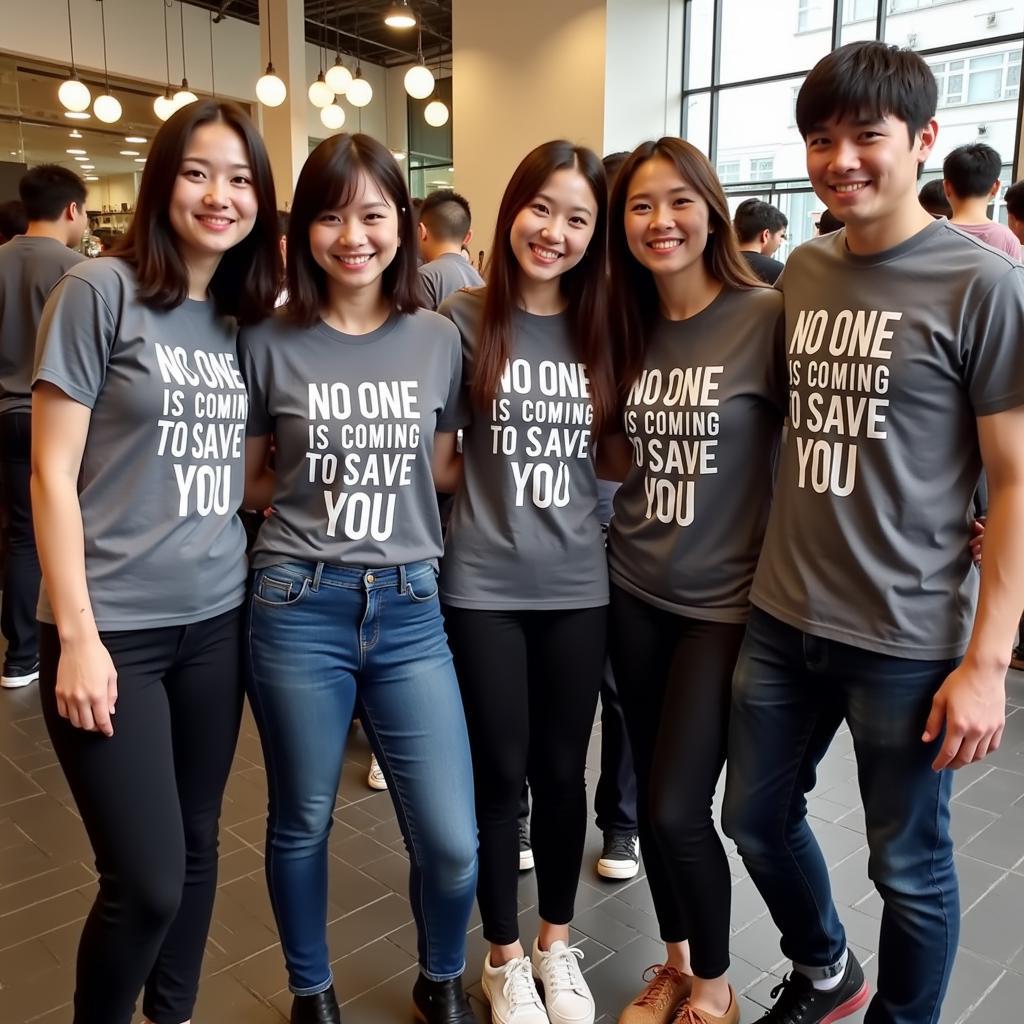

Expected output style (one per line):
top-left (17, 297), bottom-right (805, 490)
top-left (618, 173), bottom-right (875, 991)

top-left (0, 198), bottom-right (28, 243)
top-left (943, 142), bottom-right (1021, 258)
top-left (1003, 179), bottom-right (1024, 246)
top-left (417, 189), bottom-right (485, 311)
top-left (816, 208), bottom-right (843, 234)
top-left (918, 179), bottom-right (952, 218)
top-left (734, 198), bottom-right (788, 284)
top-left (0, 166), bottom-right (88, 690)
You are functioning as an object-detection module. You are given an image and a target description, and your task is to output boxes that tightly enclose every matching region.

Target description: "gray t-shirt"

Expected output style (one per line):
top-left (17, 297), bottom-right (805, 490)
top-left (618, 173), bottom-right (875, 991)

top-left (240, 309), bottom-right (466, 569)
top-left (0, 235), bottom-right (85, 414)
top-left (752, 220), bottom-right (1024, 658)
top-left (439, 288), bottom-right (608, 609)
top-left (418, 252), bottom-right (485, 311)
top-left (608, 288), bottom-right (786, 622)
top-left (34, 258), bottom-right (248, 630)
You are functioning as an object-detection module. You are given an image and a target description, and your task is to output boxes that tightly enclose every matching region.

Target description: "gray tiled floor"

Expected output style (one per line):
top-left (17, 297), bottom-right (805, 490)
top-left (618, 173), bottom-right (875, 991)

top-left (1, 668), bottom-right (1023, 1023)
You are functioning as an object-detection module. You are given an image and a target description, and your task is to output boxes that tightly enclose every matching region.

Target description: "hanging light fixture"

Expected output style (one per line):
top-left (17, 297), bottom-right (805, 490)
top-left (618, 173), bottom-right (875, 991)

top-left (208, 11), bottom-right (217, 98)
top-left (173, 2), bottom-right (198, 108)
top-left (154, 0), bottom-right (176, 120)
top-left (404, 26), bottom-right (434, 99)
top-left (346, 12), bottom-right (373, 108)
top-left (255, 0), bottom-right (286, 106)
top-left (424, 99), bottom-right (449, 127)
top-left (308, 71), bottom-right (334, 108)
top-left (59, 0), bottom-right (91, 112)
top-left (384, 1), bottom-right (417, 29)
top-left (320, 104), bottom-right (346, 131)
top-left (92, 1), bottom-right (123, 124)
top-left (325, 6), bottom-right (352, 95)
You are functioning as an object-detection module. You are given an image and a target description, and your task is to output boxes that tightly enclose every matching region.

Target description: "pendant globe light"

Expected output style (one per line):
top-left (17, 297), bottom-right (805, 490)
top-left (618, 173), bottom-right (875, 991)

top-left (255, 1), bottom-right (286, 106)
top-left (173, 2), bottom-right (198, 109)
top-left (308, 71), bottom-right (333, 108)
top-left (92, 1), bottom-right (122, 124)
top-left (384, 1), bottom-right (417, 29)
top-left (404, 27), bottom-right (434, 99)
top-left (320, 103), bottom-right (346, 131)
top-left (346, 11), bottom-right (372, 108)
top-left (153, 0), bottom-right (176, 120)
top-left (59, 0), bottom-right (91, 112)
top-left (325, 8), bottom-right (352, 95)
top-left (424, 99), bottom-right (449, 127)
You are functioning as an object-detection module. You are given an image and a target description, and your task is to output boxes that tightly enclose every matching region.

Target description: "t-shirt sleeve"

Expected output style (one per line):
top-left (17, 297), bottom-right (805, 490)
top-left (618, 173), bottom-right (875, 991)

top-left (418, 266), bottom-right (439, 311)
top-left (437, 324), bottom-right (470, 432)
top-left (962, 264), bottom-right (1024, 416)
top-left (33, 273), bottom-right (117, 409)
top-left (238, 329), bottom-right (273, 436)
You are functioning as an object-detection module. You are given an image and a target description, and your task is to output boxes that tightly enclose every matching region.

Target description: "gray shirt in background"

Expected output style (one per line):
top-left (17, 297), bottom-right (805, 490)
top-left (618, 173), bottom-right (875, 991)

top-left (752, 220), bottom-right (1024, 658)
top-left (0, 235), bottom-right (85, 414)
top-left (418, 252), bottom-right (484, 311)
top-left (34, 258), bottom-right (249, 630)
top-left (608, 288), bottom-right (787, 622)
top-left (439, 288), bottom-right (608, 610)
top-left (240, 309), bottom-right (466, 570)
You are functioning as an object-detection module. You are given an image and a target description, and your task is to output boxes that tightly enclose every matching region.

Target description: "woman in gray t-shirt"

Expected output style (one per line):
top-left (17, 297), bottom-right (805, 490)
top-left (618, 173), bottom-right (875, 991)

top-left (239, 134), bottom-right (478, 1024)
top-left (439, 140), bottom-right (617, 1024)
top-left (603, 139), bottom-right (786, 1024)
top-left (32, 100), bottom-right (281, 1024)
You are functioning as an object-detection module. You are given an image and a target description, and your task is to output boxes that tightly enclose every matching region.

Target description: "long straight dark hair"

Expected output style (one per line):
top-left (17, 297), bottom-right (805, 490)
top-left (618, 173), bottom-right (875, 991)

top-left (286, 133), bottom-right (423, 327)
top-left (111, 99), bottom-right (280, 323)
top-left (474, 140), bottom-right (615, 435)
top-left (609, 137), bottom-right (763, 397)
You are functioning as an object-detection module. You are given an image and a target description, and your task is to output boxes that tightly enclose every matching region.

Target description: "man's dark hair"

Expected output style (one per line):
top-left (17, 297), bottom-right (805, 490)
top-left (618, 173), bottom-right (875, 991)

top-left (18, 164), bottom-right (87, 222)
top-left (818, 209), bottom-right (844, 234)
top-left (1004, 180), bottom-right (1024, 220)
top-left (420, 188), bottom-right (472, 242)
top-left (943, 143), bottom-right (1002, 199)
top-left (796, 41), bottom-right (937, 145)
top-left (0, 199), bottom-right (27, 240)
top-left (602, 151), bottom-right (630, 189)
top-left (276, 209), bottom-right (290, 237)
top-left (733, 198), bottom-right (788, 243)
top-left (918, 179), bottom-right (952, 217)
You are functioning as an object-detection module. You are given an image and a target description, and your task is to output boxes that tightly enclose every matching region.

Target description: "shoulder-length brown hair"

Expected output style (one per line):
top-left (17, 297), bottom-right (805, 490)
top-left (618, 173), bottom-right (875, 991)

top-left (609, 137), bottom-right (763, 396)
top-left (286, 133), bottom-right (423, 327)
top-left (111, 99), bottom-right (280, 324)
top-left (474, 140), bottom-right (615, 435)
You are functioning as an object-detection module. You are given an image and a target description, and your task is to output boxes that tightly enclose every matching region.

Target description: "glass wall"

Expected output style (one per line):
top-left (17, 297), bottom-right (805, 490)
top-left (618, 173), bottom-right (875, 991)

top-left (682, 0), bottom-right (1024, 250)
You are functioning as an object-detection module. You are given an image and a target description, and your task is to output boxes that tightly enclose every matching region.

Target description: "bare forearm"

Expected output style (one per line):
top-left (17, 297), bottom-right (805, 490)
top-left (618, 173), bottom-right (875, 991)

top-left (432, 451), bottom-right (463, 494)
top-left (244, 467), bottom-right (276, 510)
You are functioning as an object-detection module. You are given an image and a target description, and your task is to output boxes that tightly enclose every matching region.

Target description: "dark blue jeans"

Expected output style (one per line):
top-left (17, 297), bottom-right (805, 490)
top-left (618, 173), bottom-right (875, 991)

top-left (722, 608), bottom-right (959, 1024)
top-left (246, 561), bottom-right (478, 993)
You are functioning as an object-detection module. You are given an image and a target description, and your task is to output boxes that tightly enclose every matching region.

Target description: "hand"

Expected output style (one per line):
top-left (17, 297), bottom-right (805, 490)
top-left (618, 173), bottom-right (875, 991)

top-left (55, 637), bottom-right (118, 737)
top-left (970, 516), bottom-right (986, 566)
top-left (922, 659), bottom-right (1005, 771)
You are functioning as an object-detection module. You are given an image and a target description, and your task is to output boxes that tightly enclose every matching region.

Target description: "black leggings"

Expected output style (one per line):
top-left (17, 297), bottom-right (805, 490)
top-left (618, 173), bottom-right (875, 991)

top-left (444, 604), bottom-right (606, 945)
top-left (608, 584), bottom-right (746, 979)
top-left (38, 608), bottom-right (244, 1024)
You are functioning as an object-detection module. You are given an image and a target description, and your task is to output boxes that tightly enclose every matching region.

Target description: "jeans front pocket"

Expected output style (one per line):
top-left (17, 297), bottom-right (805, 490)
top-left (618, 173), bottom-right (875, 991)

top-left (406, 567), bottom-right (440, 604)
top-left (251, 567), bottom-right (311, 609)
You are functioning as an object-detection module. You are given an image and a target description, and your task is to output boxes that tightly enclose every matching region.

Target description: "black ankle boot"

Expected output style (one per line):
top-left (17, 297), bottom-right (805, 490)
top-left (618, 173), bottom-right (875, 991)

top-left (412, 973), bottom-right (475, 1023)
top-left (291, 986), bottom-right (341, 1024)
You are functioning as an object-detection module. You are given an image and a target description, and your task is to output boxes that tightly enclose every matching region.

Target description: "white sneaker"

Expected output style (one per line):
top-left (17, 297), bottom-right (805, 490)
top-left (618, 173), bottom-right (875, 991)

top-left (532, 939), bottom-right (594, 1024)
top-left (481, 953), bottom-right (549, 1024)
top-left (1, 662), bottom-right (39, 689)
top-left (367, 753), bottom-right (388, 791)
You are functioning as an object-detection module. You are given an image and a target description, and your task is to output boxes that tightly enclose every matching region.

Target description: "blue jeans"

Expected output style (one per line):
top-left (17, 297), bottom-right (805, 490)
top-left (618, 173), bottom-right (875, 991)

top-left (722, 608), bottom-right (959, 1024)
top-left (246, 561), bottom-right (478, 994)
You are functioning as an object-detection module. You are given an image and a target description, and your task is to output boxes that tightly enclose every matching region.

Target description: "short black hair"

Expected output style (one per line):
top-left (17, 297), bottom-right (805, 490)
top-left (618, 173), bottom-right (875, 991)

top-left (943, 143), bottom-right (1002, 199)
top-left (918, 179), bottom-right (952, 217)
top-left (0, 199), bottom-right (27, 240)
top-left (419, 188), bottom-right (472, 242)
top-left (733, 199), bottom-right (788, 243)
top-left (18, 164), bottom-right (87, 221)
top-left (796, 41), bottom-right (937, 145)
top-left (603, 151), bottom-right (630, 189)
top-left (818, 209), bottom-right (844, 234)
top-left (276, 209), bottom-right (290, 237)
top-left (1004, 180), bottom-right (1024, 220)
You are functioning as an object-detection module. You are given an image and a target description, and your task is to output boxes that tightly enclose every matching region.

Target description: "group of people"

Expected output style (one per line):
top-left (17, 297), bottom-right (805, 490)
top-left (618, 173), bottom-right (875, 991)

top-left (0, 38), bottom-right (1022, 1024)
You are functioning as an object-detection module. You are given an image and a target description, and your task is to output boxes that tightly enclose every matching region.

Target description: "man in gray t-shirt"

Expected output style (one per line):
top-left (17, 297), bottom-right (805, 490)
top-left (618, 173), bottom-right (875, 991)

top-left (0, 165), bottom-right (87, 687)
top-left (416, 189), bottom-right (484, 311)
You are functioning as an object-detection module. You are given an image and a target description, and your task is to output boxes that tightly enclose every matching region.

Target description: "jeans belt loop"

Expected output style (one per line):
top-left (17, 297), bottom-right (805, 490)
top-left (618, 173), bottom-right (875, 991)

top-left (311, 561), bottom-right (325, 592)
top-left (398, 564), bottom-right (408, 594)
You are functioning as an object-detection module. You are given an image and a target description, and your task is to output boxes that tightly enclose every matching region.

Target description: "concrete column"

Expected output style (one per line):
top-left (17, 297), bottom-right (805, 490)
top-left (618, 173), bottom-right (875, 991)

top-left (258, 0), bottom-right (307, 205)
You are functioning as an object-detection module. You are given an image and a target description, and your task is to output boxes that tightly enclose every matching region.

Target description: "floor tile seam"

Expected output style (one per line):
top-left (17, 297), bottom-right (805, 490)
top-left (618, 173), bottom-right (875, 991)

top-left (951, 968), bottom-right (1007, 1024)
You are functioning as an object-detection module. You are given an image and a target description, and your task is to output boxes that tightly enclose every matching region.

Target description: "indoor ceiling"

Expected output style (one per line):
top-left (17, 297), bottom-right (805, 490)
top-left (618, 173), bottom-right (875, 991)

top-left (183, 0), bottom-right (452, 68)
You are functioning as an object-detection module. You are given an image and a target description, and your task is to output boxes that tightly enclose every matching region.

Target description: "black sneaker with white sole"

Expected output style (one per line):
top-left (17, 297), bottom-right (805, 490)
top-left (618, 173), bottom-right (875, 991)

top-left (518, 818), bottom-right (534, 871)
top-left (754, 952), bottom-right (869, 1024)
top-left (596, 831), bottom-right (639, 880)
top-left (1, 661), bottom-right (39, 690)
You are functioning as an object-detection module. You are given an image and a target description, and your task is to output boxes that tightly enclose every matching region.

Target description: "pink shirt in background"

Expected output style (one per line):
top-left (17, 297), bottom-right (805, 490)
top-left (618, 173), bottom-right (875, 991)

top-left (951, 220), bottom-right (1022, 260)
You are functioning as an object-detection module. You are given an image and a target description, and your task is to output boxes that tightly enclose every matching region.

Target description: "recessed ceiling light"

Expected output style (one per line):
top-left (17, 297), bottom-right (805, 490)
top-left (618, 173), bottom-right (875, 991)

top-left (81, 164), bottom-right (94, 170)
top-left (119, 150), bottom-right (139, 156)
top-left (69, 130), bottom-right (83, 138)
top-left (124, 135), bottom-right (146, 144)
top-left (85, 175), bottom-right (99, 181)
top-left (134, 157), bottom-right (146, 163)
top-left (391, 151), bottom-right (407, 160)
top-left (74, 156), bottom-right (89, 162)
top-left (64, 111), bottom-right (91, 120)
top-left (66, 148), bottom-right (87, 155)
top-left (448, 167), bottom-right (454, 172)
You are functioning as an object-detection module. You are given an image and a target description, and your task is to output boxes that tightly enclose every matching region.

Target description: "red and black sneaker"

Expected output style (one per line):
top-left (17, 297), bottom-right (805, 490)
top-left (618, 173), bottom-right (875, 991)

top-left (754, 952), bottom-right (869, 1024)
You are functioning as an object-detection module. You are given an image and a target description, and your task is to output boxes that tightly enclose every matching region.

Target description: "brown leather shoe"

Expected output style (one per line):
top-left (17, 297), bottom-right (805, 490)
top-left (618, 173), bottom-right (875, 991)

top-left (669, 988), bottom-right (740, 1024)
top-left (619, 965), bottom-right (693, 1024)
